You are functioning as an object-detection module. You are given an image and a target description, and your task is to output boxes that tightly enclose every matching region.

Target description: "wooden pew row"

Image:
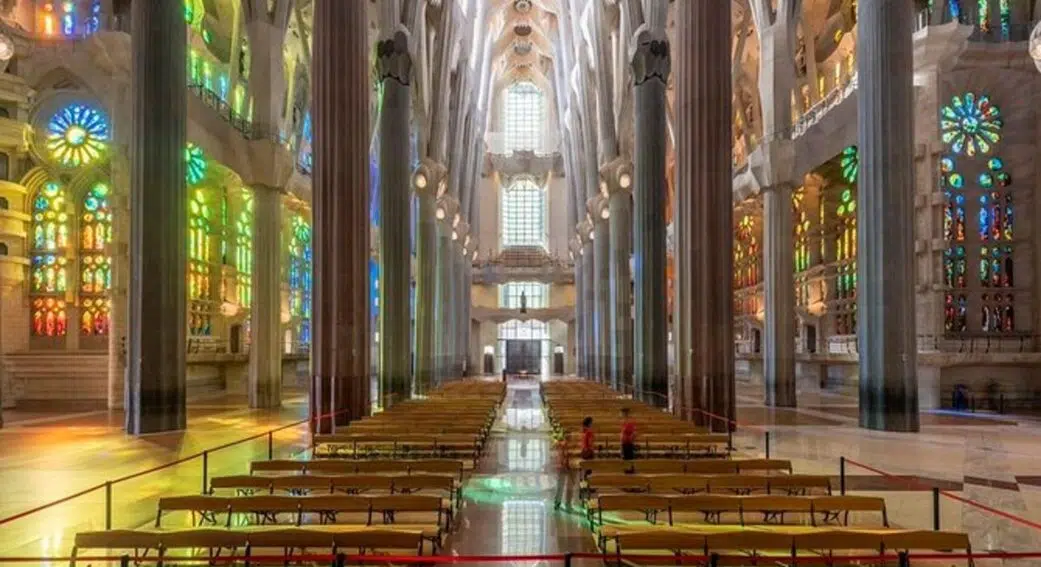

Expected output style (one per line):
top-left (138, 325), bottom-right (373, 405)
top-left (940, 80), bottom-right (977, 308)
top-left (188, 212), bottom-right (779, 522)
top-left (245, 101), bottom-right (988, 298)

top-left (210, 473), bottom-right (460, 509)
top-left (71, 527), bottom-right (433, 566)
top-left (565, 434), bottom-right (732, 458)
top-left (590, 494), bottom-right (888, 529)
top-left (155, 494), bottom-right (451, 531)
top-left (599, 526), bottom-right (972, 565)
top-left (579, 458), bottom-right (792, 476)
top-left (583, 474), bottom-right (832, 498)
top-left (311, 434), bottom-right (484, 463)
top-left (250, 459), bottom-right (466, 477)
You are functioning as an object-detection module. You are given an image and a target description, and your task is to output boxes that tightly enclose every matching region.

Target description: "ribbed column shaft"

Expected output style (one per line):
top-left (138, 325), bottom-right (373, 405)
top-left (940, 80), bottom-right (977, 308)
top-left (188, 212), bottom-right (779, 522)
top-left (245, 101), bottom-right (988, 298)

top-left (126, 0), bottom-right (186, 435)
top-left (377, 34), bottom-right (412, 405)
top-left (435, 231), bottom-right (453, 383)
top-left (249, 186), bottom-right (283, 408)
top-left (311, 0), bottom-right (370, 432)
top-left (414, 193), bottom-right (437, 393)
top-left (632, 38), bottom-right (670, 407)
top-left (593, 220), bottom-right (610, 385)
top-left (582, 245), bottom-right (596, 379)
top-left (107, 158), bottom-right (129, 410)
top-left (857, 0), bottom-right (919, 432)
top-left (676, 1), bottom-right (734, 429)
top-left (574, 253), bottom-right (586, 377)
top-left (609, 190), bottom-right (633, 392)
top-left (763, 184), bottom-right (796, 407)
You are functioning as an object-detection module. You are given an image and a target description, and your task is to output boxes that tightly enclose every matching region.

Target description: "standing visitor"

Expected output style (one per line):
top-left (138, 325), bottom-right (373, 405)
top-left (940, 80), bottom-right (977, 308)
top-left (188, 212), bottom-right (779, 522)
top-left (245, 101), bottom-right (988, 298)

top-left (620, 407), bottom-right (636, 461)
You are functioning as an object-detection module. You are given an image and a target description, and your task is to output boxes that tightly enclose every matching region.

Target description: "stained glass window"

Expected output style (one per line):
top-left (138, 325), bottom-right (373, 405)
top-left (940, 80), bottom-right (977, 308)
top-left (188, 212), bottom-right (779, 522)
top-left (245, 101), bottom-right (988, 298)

top-left (793, 191), bottom-right (811, 272)
top-left (941, 92), bottom-right (1015, 334)
top-left (733, 215), bottom-right (760, 290)
top-left (288, 215), bottom-right (312, 347)
top-left (298, 112), bottom-right (313, 173)
top-left (940, 93), bottom-right (1002, 157)
top-left (503, 82), bottom-right (543, 152)
top-left (236, 191), bottom-right (253, 308)
top-left (501, 179), bottom-right (545, 248)
top-left (835, 185), bottom-right (857, 335)
top-left (39, 1), bottom-right (102, 37)
top-left (188, 188), bottom-right (213, 335)
top-left (79, 182), bottom-right (111, 336)
top-left (30, 181), bottom-right (70, 337)
top-left (840, 146), bottom-right (859, 184)
top-left (47, 104), bottom-right (109, 167)
top-left (185, 143), bottom-right (207, 185)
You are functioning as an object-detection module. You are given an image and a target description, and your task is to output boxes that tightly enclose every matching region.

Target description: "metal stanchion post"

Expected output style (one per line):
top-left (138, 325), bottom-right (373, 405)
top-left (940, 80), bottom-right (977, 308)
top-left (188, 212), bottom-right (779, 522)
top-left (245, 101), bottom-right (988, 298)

top-left (933, 487), bottom-right (941, 531)
top-left (201, 451), bottom-right (209, 494)
top-left (839, 457), bottom-right (846, 495)
top-left (710, 553), bottom-right (720, 567)
top-left (564, 552), bottom-right (573, 567)
top-left (898, 551), bottom-right (910, 567)
top-left (765, 431), bottom-right (771, 459)
top-left (105, 481), bottom-right (112, 530)
top-left (119, 554), bottom-right (130, 567)
top-left (268, 431), bottom-right (274, 460)
top-left (334, 552), bottom-right (346, 567)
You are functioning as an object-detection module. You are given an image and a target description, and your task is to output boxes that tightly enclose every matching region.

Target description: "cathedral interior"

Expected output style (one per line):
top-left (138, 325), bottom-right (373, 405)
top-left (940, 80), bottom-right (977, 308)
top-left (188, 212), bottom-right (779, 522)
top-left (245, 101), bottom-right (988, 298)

top-left (1, 0), bottom-right (1041, 563)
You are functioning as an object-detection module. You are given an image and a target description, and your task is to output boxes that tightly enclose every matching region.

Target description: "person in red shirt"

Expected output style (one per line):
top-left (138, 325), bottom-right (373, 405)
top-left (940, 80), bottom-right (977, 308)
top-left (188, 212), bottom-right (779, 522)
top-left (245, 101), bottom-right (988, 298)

top-left (620, 407), bottom-right (636, 461)
top-left (555, 417), bottom-right (594, 511)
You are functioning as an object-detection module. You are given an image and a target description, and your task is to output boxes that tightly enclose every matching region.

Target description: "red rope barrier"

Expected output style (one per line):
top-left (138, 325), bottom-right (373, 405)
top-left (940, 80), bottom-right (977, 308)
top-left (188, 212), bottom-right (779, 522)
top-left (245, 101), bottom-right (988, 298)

top-left (844, 456), bottom-right (1041, 532)
top-left (0, 408), bottom-right (349, 528)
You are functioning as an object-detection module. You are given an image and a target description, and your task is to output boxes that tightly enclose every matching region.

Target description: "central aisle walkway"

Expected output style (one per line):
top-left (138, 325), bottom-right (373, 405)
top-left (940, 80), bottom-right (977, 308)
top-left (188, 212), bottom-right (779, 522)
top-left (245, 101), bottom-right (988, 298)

top-left (447, 379), bottom-right (595, 561)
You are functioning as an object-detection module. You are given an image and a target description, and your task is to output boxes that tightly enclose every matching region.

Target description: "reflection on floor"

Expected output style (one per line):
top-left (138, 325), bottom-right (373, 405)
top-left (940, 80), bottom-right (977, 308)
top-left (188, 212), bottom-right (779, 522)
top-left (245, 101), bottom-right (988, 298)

top-left (446, 380), bottom-right (595, 561)
top-left (3, 378), bottom-right (1041, 559)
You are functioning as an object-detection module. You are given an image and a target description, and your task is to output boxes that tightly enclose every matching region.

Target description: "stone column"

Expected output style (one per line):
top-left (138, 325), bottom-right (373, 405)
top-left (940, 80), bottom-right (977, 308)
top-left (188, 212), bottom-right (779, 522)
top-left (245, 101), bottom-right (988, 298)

top-left (857, 0), bottom-right (918, 432)
top-left (249, 186), bottom-right (282, 408)
top-left (591, 199), bottom-right (610, 385)
top-left (126, 0), bottom-right (187, 434)
top-left (607, 167), bottom-right (634, 393)
top-left (572, 240), bottom-right (586, 377)
top-left (108, 156), bottom-right (130, 410)
top-left (631, 34), bottom-right (670, 406)
top-left (578, 220), bottom-right (596, 380)
top-left (413, 161), bottom-right (443, 396)
top-left (377, 32), bottom-right (412, 405)
top-left (762, 181), bottom-right (797, 407)
top-left (675, 1), bottom-right (735, 429)
top-left (311, 0), bottom-right (370, 433)
top-left (434, 218), bottom-right (453, 383)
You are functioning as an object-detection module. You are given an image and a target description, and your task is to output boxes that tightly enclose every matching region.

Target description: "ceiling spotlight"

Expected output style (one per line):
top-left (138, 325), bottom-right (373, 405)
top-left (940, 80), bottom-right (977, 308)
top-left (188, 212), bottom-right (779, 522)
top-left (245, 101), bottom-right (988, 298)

top-left (435, 207), bottom-right (446, 220)
top-left (452, 213), bottom-right (460, 228)
top-left (619, 172), bottom-right (632, 189)
top-left (464, 235), bottom-right (472, 247)
top-left (461, 247), bottom-right (468, 257)
top-left (451, 230), bottom-right (459, 241)
top-left (588, 230), bottom-right (595, 241)
top-left (600, 208), bottom-right (610, 220)
top-left (413, 172), bottom-right (428, 190)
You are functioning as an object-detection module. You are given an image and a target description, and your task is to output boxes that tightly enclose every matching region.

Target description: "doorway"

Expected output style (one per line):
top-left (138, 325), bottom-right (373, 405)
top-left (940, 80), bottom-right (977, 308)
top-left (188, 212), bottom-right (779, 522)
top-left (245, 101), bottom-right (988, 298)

top-left (505, 339), bottom-right (541, 375)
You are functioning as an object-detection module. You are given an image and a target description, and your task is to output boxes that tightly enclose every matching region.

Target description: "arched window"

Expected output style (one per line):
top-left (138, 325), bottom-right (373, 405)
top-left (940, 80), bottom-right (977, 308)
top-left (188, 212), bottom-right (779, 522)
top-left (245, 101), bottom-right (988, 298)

top-left (236, 190), bottom-right (252, 308)
top-left (503, 82), bottom-right (543, 152)
top-left (188, 188), bottom-right (213, 335)
top-left (79, 182), bottom-right (111, 336)
top-left (288, 215), bottom-right (312, 348)
top-left (501, 179), bottom-right (545, 248)
top-left (940, 92), bottom-right (1014, 334)
top-left (30, 181), bottom-right (69, 337)
top-left (38, 0), bottom-right (102, 37)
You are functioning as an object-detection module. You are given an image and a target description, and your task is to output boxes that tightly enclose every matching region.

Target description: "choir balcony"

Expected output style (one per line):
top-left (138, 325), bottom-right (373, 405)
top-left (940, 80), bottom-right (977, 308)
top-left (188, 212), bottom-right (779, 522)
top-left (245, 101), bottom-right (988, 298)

top-left (471, 246), bottom-right (574, 285)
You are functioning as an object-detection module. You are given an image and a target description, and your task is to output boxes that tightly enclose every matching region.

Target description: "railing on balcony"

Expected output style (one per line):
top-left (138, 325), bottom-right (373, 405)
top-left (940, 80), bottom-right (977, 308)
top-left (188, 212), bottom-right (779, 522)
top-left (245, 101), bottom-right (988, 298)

top-left (484, 132), bottom-right (560, 156)
top-left (823, 333), bottom-right (1041, 355)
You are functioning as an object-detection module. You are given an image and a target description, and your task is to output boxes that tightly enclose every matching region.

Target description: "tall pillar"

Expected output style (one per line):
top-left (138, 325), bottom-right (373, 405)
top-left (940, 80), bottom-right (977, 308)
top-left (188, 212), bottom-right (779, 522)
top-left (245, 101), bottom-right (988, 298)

top-left (762, 181), bottom-right (797, 407)
top-left (607, 165), bottom-right (634, 393)
top-left (377, 32), bottom-right (412, 405)
top-left (631, 34), bottom-right (670, 406)
top-left (676, 1), bottom-right (734, 429)
top-left (413, 161), bottom-right (443, 395)
top-left (591, 198), bottom-right (610, 386)
top-left (311, 0), bottom-right (370, 433)
top-left (249, 186), bottom-right (282, 408)
top-left (572, 239), bottom-right (585, 377)
top-left (857, 0), bottom-right (918, 432)
top-left (108, 157), bottom-right (129, 410)
top-left (434, 219), bottom-right (454, 383)
top-left (578, 220), bottom-right (596, 380)
top-left (126, 0), bottom-right (186, 434)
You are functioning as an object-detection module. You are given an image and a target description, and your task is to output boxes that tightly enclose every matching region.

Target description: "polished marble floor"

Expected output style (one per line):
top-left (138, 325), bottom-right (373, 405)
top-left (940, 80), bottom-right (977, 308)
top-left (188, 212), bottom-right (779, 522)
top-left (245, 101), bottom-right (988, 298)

top-left (3, 379), bottom-right (1041, 562)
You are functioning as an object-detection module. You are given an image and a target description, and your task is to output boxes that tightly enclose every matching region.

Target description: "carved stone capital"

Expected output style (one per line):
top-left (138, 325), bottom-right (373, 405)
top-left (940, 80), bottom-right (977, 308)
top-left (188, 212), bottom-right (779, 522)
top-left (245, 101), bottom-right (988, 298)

top-left (631, 36), bottom-right (671, 86)
top-left (376, 31), bottom-right (412, 86)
